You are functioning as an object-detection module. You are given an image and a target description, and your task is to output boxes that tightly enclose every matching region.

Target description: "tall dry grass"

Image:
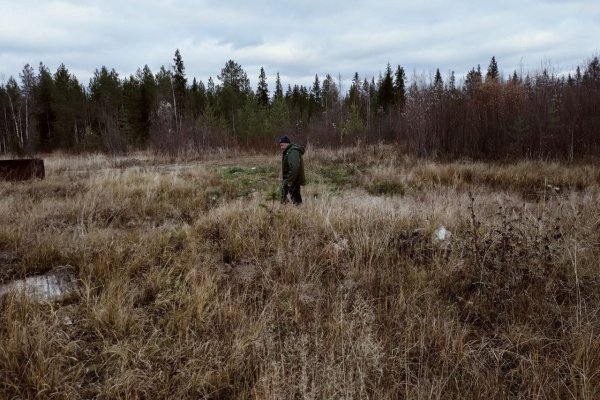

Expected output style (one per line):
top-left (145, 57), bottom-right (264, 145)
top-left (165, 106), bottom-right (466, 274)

top-left (0, 148), bottom-right (599, 399)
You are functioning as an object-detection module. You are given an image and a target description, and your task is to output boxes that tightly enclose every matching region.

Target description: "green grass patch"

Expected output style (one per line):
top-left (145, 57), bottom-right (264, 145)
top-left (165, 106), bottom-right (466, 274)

top-left (314, 163), bottom-right (361, 190)
top-left (220, 165), bottom-right (279, 198)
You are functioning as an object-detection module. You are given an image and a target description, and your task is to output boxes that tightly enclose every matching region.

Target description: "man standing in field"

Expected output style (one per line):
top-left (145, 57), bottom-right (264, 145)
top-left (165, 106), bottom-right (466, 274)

top-left (279, 135), bottom-right (306, 205)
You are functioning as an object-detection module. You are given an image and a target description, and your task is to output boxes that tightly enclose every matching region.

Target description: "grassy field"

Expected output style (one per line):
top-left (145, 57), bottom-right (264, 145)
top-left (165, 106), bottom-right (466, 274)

top-left (1, 146), bottom-right (599, 399)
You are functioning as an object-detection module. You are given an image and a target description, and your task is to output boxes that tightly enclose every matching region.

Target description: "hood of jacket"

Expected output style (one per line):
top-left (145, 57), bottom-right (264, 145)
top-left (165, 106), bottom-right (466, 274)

top-left (283, 143), bottom-right (305, 156)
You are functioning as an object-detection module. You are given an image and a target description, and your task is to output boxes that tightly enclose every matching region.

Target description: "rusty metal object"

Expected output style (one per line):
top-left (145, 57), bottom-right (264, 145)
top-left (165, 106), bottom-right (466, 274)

top-left (0, 159), bottom-right (45, 181)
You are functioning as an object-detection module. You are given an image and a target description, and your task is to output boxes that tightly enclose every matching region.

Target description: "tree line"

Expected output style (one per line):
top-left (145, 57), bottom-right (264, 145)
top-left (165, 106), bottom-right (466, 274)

top-left (1, 50), bottom-right (599, 159)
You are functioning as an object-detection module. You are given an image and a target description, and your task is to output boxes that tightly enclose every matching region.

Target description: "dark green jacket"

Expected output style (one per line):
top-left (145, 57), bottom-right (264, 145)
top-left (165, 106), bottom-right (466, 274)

top-left (282, 144), bottom-right (306, 187)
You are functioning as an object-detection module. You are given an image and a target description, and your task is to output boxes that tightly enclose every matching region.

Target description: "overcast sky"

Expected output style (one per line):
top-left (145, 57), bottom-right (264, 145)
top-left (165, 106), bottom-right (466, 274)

top-left (1, 0), bottom-right (599, 91)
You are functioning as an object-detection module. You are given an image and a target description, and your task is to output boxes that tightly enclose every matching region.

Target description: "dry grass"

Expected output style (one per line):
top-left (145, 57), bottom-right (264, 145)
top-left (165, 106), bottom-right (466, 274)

top-left (1, 146), bottom-right (599, 399)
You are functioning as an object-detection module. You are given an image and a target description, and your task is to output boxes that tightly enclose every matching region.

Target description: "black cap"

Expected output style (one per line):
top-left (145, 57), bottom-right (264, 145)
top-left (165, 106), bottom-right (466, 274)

top-left (279, 135), bottom-right (291, 144)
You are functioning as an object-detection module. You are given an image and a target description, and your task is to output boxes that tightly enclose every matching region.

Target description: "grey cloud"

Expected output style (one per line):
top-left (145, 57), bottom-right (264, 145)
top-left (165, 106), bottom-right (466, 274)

top-left (0, 0), bottom-right (598, 89)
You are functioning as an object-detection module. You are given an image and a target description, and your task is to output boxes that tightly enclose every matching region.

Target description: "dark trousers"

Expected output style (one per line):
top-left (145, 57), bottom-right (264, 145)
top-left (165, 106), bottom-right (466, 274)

top-left (289, 185), bottom-right (302, 205)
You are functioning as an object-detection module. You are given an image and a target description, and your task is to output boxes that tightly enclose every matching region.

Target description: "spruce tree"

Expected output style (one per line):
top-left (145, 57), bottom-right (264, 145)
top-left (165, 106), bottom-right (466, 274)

top-left (511, 70), bottom-right (519, 84)
top-left (35, 63), bottom-right (55, 151)
top-left (369, 77), bottom-right (378, 114)
top-left (393, 65), bottom-right (406, 109)
top-left (362, 78), bottom-right (371, 118)
top-left (299, 85), bottom-right (309, 116)
top-left (53, 64), bottom-right (85, 148)
top-left (377, 63), bottom-right (394, 112)
top-left (189, 77), bottom-right (206, 119)
top-left (464, 65), bottom-right (483, 95)
top-left (122, 74), bottom-right (142, 144)
top-left (575, 66), bottom-right (582, 84)
top-left (349, 72), bottom-right (360, 107)
top-left (433, 68), bottom-right (443, 91)
top-left (449, 71), bottom-right (456, 92)
top-left (256, 67), bottom-right (269, 107)
top-left (274, 72), bottom-right (284, 102)
top-left (486, 56), bottom-right (499, 81)
top-left (139, 65), bottom-right (157, 144)
top-left (584, 57), bottom-right (600, 84)
top-left (207, 77), bottom-right (216, 105)
top-left (311, 74), bottom-right (321, 109)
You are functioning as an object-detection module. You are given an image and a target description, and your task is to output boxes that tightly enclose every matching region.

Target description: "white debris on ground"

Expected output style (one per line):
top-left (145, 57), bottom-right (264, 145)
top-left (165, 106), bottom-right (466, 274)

top-left (432, 226), bottom-right (452, 248)
top-left (435, 226), bottom-right (450, 241)
top-left (0, 268), bottom-right (78, 302)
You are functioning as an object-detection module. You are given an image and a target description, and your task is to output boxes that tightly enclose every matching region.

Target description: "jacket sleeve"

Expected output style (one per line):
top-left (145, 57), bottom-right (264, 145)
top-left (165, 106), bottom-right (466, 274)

top-left (284, 150), bottom-right (301, 186)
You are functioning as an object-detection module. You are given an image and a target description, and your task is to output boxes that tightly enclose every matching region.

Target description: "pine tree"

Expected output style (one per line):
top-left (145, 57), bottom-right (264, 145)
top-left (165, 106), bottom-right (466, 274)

top-left (0, 85), bottom-right (7, 153)
top-left (173, 50), bottom-right (187, 92)
top-left (218, 60), bottom-right (250, 136)
top-left (218, 60), bottom-right (250, 93)
top-left (4, 77), bottom-right (23, 151)
top-left (322, 74), bottom-right (339, 111)
top-left (89, 66), bottom-right (123, 152)
top-left (256, 67), bottom-right (269, 107)
top-left (172, 49), bottom-right (187, 131)
top-left (19, 64), bottom-right (36, 150)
